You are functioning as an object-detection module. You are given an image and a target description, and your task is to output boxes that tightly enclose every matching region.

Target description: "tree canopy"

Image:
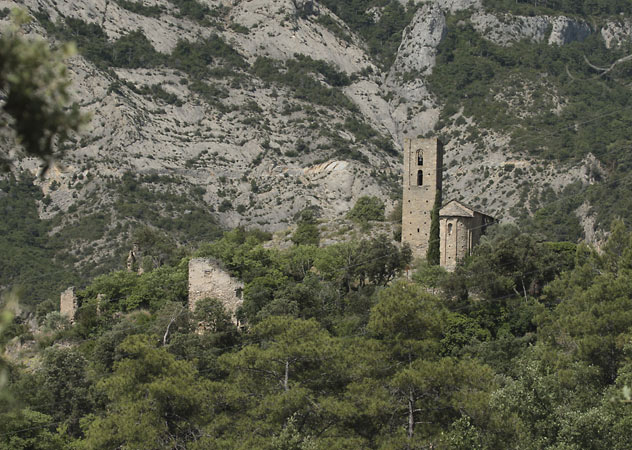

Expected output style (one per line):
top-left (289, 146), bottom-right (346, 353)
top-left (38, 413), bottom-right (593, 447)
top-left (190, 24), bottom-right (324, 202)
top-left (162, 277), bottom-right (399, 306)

top-left (0, 10), bottom-right (85, 172)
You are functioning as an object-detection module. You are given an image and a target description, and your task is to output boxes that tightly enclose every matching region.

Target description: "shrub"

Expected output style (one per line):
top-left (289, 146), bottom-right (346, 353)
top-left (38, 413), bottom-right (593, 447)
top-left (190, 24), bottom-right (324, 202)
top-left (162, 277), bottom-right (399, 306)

top-left (218, 199), bottom-right (233, 212)
top-left (291, 223), bottom-right (320, 246)
top-left (113, 0), bottom-right (163, 17)
top-left (347, 196), bottom-right (385, 223)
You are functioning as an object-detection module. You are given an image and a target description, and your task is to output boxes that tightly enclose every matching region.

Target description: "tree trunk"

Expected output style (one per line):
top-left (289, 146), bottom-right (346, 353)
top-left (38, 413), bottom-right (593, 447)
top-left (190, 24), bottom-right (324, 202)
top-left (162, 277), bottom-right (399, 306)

top-left (283, 360), bottom-right (289, 392)
top-left (163, 316), bottom-right (177, 346)
top-left (408, 388), bottom-right (415, 441)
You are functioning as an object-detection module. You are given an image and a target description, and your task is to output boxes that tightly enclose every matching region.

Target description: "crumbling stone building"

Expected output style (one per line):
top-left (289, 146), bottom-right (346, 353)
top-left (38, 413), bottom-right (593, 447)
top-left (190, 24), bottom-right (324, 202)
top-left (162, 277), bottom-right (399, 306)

top-left (188, 258), bottom-right (244, 320)
top-left (60, 287), bottom-right (78, 322)
top-left (402, 138), bottom-right (494, 270)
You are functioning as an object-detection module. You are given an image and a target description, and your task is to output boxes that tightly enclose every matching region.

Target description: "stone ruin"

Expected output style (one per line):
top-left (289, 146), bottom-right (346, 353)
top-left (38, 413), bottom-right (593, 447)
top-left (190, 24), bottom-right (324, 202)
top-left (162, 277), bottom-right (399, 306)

top-left (188, 258), bottom-right (244, 321)
top-left (60, 287), bottom-right (77, 322)
top-left (126, 243), bottom-right (143, 275)
top-left (59, 259), bottom-right (244, 326)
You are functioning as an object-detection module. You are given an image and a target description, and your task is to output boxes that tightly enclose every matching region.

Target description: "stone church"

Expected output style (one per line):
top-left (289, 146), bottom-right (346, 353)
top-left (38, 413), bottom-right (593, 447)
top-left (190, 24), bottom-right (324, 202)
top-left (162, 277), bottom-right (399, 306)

top-left (402, 138), bottom-right (494, 270)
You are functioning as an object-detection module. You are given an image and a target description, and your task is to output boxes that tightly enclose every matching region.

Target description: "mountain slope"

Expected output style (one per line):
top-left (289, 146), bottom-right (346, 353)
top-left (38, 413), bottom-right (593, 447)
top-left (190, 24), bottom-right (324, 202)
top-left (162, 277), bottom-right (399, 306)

top-left (2, 0), bottom-right (632, 303)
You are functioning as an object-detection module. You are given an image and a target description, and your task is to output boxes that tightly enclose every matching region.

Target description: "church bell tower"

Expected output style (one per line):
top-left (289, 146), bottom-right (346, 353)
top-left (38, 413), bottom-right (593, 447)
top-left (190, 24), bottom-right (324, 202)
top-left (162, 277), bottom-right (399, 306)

top-left (401, 138), bottom-right (443, 259)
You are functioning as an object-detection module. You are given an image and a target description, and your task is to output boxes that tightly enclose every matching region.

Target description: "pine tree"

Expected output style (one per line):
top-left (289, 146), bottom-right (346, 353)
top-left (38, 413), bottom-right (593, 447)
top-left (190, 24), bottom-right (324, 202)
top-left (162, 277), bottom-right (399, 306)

top-left (426, 190), bottom-right (441, 265)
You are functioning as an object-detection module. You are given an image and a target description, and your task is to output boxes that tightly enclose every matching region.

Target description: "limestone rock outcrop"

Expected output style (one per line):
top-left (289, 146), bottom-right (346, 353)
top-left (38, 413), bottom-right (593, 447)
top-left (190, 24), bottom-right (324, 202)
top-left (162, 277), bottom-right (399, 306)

top-left (548, 16), bottom-right (592, 45)
top-left (391, 4), bottom-right (447, 77)
top-left (601, 20), bottom-right (632, 48)
top-left (471, 12), bottom-right (591, 46)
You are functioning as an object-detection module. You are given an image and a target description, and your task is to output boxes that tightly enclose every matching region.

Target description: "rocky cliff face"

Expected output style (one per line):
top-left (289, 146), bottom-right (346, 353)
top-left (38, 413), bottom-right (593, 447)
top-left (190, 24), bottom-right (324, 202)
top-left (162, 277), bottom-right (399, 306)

top-left (3, 0), bottom-right (632, 265)
top-left (470, 12), bottom-right (592, 46)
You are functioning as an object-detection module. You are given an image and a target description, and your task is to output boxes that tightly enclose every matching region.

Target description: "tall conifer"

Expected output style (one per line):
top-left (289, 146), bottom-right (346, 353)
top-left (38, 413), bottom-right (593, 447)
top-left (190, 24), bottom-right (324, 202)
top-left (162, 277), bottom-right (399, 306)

top-left (426, 190), bottom-right (441, 265)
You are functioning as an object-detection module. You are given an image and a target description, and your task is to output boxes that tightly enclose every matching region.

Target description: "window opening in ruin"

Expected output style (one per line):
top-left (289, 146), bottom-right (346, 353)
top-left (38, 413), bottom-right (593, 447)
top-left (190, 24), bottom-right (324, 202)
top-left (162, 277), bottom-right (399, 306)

top-left (417, 151), bottom-right (423, 166)
top-left (417, 170), bottom-right (423, 186)
top-left (417, 228), bottom-right (420, 233)
top-left (448, 223), bottom-right (453, 235)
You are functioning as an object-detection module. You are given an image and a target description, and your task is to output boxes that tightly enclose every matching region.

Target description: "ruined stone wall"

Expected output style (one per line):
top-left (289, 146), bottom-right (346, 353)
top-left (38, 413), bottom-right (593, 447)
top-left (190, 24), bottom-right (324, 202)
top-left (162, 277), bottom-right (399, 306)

top-left (188, 258), bottom-right (244, 318)
top-left (402, 138), bottom-right (443, 260)
top-left (60, 287), bottom-right (77, 322)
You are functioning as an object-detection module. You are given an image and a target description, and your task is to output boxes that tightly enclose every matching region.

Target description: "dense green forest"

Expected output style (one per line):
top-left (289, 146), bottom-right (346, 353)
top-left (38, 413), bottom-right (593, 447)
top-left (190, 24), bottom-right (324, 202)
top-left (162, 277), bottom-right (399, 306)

top-left (2, 222), bottom-right (632, 449)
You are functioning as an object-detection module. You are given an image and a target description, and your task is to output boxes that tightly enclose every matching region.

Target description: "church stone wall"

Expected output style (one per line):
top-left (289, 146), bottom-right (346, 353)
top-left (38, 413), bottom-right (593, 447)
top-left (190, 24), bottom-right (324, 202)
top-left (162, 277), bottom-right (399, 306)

top-left (402, 138), bottom-right (443, 260)
top-left (440, 212), bottom-right (494, 271)
top-left (440, 217), bottom-right (472, 271)
top-left (188, 258), bottom-right (244, 318)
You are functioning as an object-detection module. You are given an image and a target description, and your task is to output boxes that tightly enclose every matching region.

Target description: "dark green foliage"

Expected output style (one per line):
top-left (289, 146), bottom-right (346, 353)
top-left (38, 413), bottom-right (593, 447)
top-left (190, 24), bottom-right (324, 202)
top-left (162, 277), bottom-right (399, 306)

top-left (217, 199), bottom-right (232, 212)
top-left (113, 172), bottom-right (223, 244)
top-left (483, 0), bottom-right (632, 16)
top-left (136, 83), bottom-right (183, 106)
top-left (0, 171), bottom-right (221, 310)
top-left (38, 347), bottom-right (94, 435)
top-left (347, 195), bottom-right (385, 223)
top-left (464, 224), bottom-right (576, 300)
top-left (168, 0), bottom-right (227, 23)
top-left (80, 261), bottom-right (187, 313)
top-left (37, 16), bottom-right (246, 102)
top-left (195, 227), bottom-right (273, 281)
top-left (318, 0), bottom-right (419, 68)
top-left (252, 56), bottom-right (358, 111)
top-left (429, 19), bottom-right (632, 164)
top-left (5, 222), bottom-right (632, 447)
top-left (37, 17), bottom-right (164, 70)
top-left (426, 190), bottom-right (441, 265)
top-left (344, 117), bottom-right (378, 141)
top-left (0, 174), bottom-right (78, 307)
top-left (0, 14), bottom-right (84, 171)
top-left (315, 15), bottom-right (352, 42)
top-left (291, 53), bottom-right (351, 87)
top-left (36, 16), bottom-right (113, 69)
top-left (196, 229), bottom-right (409, 324)
top-left (428, 16), bottom-right (632, 229)
top-left (111, 30), bottom-right (164, 68)
top-left (0, 408), bottom-right (67, 449)
top-left (292, 207), bottom-right (320, 246)
top-left (113, 0), bottom-right (163, 17)
top-left (188, 80), bottom-right (229, 109)
top-left (356, 235), bottom-right (412, 286)
top-left (587, 173), bottom-right (632, 229)
top-left (229, 22), bottom-right (250, 34)
top-left (169, 36), bottom-right (247, 77)
top-left (291, 222), bottom-right (320, 246)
